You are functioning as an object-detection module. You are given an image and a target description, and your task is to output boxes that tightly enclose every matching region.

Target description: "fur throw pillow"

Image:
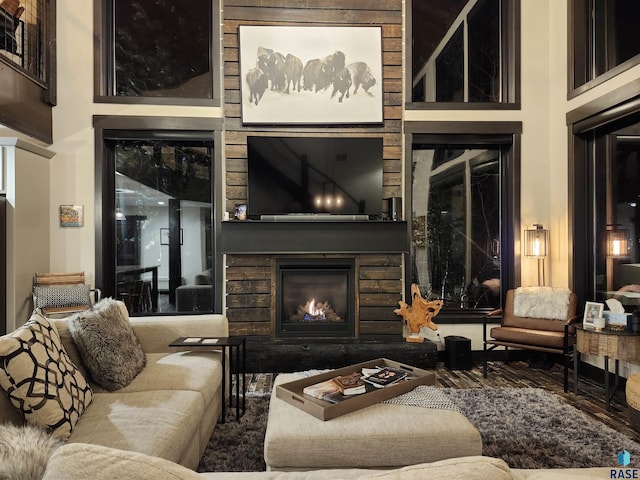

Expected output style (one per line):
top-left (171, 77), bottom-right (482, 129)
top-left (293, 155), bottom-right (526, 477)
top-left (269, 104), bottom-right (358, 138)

top-left (69, 298), bottom-right (146, 391)
top-left (513, 286), bottom-right (571, 320)
top-left (0, 423), bottom-right (65, 480)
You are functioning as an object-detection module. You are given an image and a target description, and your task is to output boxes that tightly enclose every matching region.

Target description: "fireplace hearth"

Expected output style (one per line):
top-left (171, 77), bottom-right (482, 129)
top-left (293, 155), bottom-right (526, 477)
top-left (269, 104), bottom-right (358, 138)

top-left (276, 258), bottom-right (355, 338)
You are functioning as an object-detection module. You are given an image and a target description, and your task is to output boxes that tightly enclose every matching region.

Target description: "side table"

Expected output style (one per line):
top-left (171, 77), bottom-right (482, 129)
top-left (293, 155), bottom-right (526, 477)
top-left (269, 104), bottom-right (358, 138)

top-left (169, 336), bottom-right (246, 422)
top-left (574, 324), bottom-right (640, 410)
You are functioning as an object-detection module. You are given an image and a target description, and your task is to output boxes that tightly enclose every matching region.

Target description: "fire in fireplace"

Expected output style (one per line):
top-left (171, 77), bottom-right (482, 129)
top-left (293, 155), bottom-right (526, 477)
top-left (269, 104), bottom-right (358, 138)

top-left (276, 258), bottom-right (355, 337)
top-left (292, 298), bottom-right (342, 323)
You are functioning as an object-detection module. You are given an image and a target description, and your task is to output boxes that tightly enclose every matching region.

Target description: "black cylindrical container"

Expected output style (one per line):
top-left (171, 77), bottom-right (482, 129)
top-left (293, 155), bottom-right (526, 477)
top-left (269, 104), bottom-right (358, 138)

top-left (387, 197), bottom-right (402, 221)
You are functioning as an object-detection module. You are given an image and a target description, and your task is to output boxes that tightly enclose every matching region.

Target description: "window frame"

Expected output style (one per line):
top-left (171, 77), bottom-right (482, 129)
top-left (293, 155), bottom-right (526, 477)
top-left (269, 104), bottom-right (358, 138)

top-left (93, 115), bottom-right (224, 314)
top-left (569, 0), bottom-right (640, 99)
top-left (405, 0), bottom-right (521, 110)
top-left (568, 79), bottom-right (640, 306)
top-left (93, 0), bottom-right (221, 106)
top-left (404, 121), bottom-right (522, 319)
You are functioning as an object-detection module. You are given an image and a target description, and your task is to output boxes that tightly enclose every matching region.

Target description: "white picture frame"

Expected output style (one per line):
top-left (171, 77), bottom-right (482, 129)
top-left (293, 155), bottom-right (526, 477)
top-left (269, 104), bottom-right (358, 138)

top-left (583, 301), bottom-right (605, 328)
top-left (239, 25), bottom-right (383, 125)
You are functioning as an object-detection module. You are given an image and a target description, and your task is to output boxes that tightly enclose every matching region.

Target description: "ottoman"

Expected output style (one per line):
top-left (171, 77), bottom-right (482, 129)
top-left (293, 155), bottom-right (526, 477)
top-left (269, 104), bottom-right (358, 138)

top-left (264, 373), bottom-right (482, 470)
top-left (626, 373), bottom-right (640, 431)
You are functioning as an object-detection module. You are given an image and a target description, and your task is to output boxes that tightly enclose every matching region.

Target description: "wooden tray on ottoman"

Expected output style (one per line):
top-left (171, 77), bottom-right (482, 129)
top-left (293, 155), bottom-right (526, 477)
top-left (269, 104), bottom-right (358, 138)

top-left (276, 358), bottom-right (435, 421)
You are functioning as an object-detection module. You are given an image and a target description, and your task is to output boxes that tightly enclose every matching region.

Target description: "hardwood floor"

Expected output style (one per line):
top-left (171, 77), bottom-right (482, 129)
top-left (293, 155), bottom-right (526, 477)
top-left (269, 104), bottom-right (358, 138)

top-left (442, 360), bottom-right (640, 443)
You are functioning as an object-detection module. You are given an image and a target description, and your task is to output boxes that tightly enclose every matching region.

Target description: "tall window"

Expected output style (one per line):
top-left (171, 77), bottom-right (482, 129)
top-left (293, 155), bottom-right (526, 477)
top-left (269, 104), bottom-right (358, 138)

top-left (114, 139), bottom-right (213, 314)
top-left (592, 134), bottom-right (640, 304)
top-left (95, 0), bottom-right (220, 104)
top-left (94, 116), bottom-right (223, 316)
top-left (571, 0), bottom-right (640, 94)
top-left (569, 90), bottom-right (640, 308)
top-left (410, 130), bottom-right (520, 314)
top-left (408, 0), bottom-right (519, 106)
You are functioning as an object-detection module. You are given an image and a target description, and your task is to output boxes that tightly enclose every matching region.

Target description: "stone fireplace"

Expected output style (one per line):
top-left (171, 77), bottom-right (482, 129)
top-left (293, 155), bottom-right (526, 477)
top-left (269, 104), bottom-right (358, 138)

top-left (276, 258), bottom-right (355, 338)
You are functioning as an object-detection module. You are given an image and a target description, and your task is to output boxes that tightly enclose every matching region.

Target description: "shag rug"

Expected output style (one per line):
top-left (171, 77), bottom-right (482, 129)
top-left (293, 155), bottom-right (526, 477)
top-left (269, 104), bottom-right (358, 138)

top-left (197, 386), bottom-right (640, 472)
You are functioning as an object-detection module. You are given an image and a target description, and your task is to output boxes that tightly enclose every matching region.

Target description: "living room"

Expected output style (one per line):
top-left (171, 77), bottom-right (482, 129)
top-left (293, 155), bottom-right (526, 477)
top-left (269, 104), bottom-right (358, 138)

top-left (1, 0), bottom-right (640, 477)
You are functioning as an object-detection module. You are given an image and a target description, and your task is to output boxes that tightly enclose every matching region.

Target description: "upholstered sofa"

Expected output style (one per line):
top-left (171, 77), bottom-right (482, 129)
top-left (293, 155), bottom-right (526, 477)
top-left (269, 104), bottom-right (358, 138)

top-left (38, 443), bottom-right (613, 480)
top-left (0, 301), bottom-right (228, 470)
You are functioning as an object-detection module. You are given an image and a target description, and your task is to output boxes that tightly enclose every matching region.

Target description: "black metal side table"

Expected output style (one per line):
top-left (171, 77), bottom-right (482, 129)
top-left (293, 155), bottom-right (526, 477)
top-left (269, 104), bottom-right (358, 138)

top-left (169, 336), bottom-right (246, 422)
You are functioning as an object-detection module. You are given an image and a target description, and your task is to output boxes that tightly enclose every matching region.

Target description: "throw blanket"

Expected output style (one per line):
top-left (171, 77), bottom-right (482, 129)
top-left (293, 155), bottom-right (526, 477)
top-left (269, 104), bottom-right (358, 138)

top-left (513, 286), bottom-right (571, 320)
top-left (383, 385), bottom-right (461, 412)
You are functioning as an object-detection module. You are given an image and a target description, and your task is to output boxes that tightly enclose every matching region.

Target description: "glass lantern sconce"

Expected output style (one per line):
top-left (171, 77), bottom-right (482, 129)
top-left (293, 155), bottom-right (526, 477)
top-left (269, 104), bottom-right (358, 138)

top-left (523, 224), bottom-right (549, 286)
top-left (606, 228), bottom-right (629, 257)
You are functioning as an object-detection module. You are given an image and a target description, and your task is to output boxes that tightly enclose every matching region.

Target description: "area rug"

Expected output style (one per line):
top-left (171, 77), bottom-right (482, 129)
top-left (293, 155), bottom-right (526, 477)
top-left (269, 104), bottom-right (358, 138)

top-left (444, 387), bottom-right (640, 469)
top-left (197, 386), bottom-right (640, 472)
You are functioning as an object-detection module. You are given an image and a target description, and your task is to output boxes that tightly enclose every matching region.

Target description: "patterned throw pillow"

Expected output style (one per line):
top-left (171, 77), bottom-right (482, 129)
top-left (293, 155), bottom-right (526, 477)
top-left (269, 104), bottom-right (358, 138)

top-left (33, 284), bottom-right (91, 309)
top-left (0, 311), bottom-right (93, 439)
top-left (69, 298), bottom-right (146, 391)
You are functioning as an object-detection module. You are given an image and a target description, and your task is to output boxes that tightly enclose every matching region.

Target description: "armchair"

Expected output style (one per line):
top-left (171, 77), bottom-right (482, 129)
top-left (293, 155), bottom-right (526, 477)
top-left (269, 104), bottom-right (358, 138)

top-left (483, 287), bottom-right (578, 392)
top-left (32, 272), bottom-right (101, 317)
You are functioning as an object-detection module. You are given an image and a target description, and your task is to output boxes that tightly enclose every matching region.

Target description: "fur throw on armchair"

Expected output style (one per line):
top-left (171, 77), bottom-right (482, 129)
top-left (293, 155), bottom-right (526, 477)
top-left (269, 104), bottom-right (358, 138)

top-left (513, 286), bottom-right (571, 320)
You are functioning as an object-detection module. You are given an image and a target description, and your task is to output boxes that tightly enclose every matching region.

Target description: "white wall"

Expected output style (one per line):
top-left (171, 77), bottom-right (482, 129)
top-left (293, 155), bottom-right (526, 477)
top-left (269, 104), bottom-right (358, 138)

top-left (1, 139), bottom-right (53, 331)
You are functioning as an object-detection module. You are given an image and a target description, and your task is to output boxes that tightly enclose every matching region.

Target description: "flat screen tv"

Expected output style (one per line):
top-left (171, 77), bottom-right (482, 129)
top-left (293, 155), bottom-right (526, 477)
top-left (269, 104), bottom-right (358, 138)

top-left (247, 136), bottom-right (384, 219)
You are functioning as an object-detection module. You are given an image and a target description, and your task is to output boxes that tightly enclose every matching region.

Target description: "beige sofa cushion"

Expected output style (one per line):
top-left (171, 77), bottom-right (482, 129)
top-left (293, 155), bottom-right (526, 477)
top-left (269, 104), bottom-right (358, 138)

top-left (510, 468), bottom-right (615, 480)
top-left (0, 311), bottom-right (93, 438)
top-left (43, 443), bottom-right (201, 480)
top-left (110, 351), bottom-right (223, 399)
top-left (357, 456), bottom-right (512, 480)
top-left (68, 389), bottom-right (204, 465)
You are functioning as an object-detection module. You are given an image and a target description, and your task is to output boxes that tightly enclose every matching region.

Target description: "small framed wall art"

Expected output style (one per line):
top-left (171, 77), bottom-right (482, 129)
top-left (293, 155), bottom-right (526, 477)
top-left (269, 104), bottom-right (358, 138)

top-left (160, 228), bottom-right (183, 245)
top-left (59, 205), bottom-right (84, 227)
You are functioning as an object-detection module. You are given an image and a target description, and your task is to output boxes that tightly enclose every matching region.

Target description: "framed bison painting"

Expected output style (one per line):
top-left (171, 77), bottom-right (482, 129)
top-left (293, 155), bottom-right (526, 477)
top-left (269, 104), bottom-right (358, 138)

top-left (238, 25), bottom-right (383, 125)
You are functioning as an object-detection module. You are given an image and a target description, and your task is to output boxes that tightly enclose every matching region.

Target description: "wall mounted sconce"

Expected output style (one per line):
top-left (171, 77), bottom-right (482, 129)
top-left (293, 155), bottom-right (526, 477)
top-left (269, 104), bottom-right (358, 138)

top-left (523, 224), bottom-right (549, 286)
top-left (606, 227), bottom-right (629, 257)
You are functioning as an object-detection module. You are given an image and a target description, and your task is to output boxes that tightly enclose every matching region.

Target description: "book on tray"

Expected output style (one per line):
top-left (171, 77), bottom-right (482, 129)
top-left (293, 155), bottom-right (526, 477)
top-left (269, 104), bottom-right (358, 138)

top-left (333, 372), bottom-right (366, 395)
top-left (362, 367), bottom-right (408, 388)
top-left (303, 372), bottom-right (366, 403)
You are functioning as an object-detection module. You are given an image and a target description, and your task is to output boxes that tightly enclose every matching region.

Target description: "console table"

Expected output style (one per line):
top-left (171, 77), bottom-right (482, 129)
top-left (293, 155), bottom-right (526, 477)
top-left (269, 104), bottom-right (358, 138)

top-left (574, 324), bottom-right (640, 410)
top-left (169, 336), bottom-right (246, 422)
